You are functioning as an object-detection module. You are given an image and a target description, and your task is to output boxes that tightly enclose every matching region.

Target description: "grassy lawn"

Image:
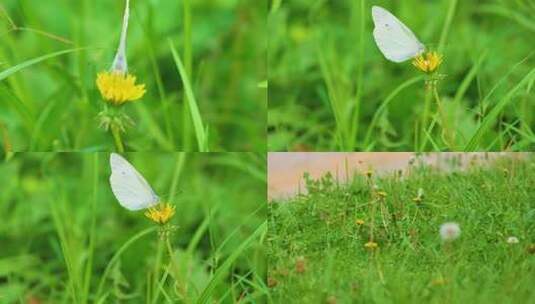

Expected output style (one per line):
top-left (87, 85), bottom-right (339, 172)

top-left (268, 0), bottom-right (535, 151)
top-left (268, 154), bottom-right (535, 303)
top-left (0, 152), bottom-right (267, 303)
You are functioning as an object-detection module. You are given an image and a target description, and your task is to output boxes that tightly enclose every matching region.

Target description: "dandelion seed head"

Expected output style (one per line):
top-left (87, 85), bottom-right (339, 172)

top-left (506, 236), bottom-right (519, 244)
top-left (439, 222), bottom-right (460, 241)
top-left (96, 71), bottom-right (146, 105)
top-left (144, 203), bottom-right (176, 225)
top-left (412, 51), bottom-right (443, 74)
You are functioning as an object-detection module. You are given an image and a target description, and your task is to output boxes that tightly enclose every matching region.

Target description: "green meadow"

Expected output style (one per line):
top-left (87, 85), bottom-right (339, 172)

top-left (268, 155), bottom-right (535, 303)
top-left (0, 152), bottom-right (267, 303)
top-left (268, 0), bottom-right (535, 151)
top-left (0, 0), bottom-right (266, 152)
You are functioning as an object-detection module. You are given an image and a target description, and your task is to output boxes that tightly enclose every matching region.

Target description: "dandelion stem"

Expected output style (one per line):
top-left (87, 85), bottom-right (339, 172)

top-left (151, 238), bottom-right (164, 303)
top-left (419, 84), bottom-right (433, 151)
top-left (110, 124), bottom-right (125, 152)
top-left (369, 202), bottom-right (376, 242)
top-left (165, 237), bottom-right (188, 301)
top-left (433, 86), bottom-right (454, 149)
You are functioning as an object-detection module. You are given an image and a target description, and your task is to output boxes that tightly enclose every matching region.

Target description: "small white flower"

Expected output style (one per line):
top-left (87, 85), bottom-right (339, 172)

top-left (506, 236), bottom-right (519, 244)
top-left (439, 222), bottom-right (460, 241)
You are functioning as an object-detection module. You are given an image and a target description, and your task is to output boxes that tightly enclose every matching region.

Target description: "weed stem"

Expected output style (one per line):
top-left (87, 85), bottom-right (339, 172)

top-left (420, 84), bottom-right (433, 151)
top-left (433, 86), bottom-right (454, 148)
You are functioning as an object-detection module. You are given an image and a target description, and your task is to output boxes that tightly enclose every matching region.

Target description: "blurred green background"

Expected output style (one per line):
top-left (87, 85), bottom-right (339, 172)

top-left (268, 0), bottom-right (535, 151)
top-left (0, 0), bottom-right (266, 152)
top-left (0, 152), bottom-right (267, 303)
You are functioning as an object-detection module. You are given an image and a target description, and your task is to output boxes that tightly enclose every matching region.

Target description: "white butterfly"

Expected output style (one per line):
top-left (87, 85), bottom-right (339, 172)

top-left (372, 6), bottom-right (425, 63)
top-left (109, 153), bottom-right (160, 211)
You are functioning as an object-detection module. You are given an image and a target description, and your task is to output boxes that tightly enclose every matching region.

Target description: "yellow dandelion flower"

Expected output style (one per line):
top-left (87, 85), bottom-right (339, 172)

top-left (413, 188), bottom-right (424, 203)
top-left (144, 203), bottom-right (176, 225)
top-left (355, 219), bottom-right (365, 226)
top-left (376, 191), bottom-right (387, 198)
top-left (96, 0), bottom-right (146, 105)
top-left (96, 72), bottom-right (146, 105)
top-left (431, 277), bottom-right (447, 286)
top-left (412, 51), bottom-right (443, 74)
top-left (364, 241), bottom-right (378, 250)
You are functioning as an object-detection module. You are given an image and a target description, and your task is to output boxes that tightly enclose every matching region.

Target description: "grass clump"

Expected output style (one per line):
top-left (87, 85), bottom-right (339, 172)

top-left (268, 155), bottom-right (535, 303)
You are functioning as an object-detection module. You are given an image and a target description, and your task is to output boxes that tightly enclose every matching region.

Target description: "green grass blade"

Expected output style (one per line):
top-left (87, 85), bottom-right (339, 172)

top-left (464, 67), bottom-right (535, 151)
top-left (363, 76), bottom-right (424, 149)
top-left (95, 226), bottom-right (158, 300)
top-left (182, 0), bottom-right (193, 150)
top-left (169, 40), bottom-right (209, 152)
top-left (452, 52), bottom-right (488, 106)
top-left (478, 4), bottom-right (535, 33)
top-left (81, 154), bottom-right (99, 304)
top-left (195, 222), bottom-right (266, 304)
top-left (133, 103), bottom-right (174, 150)
top-left (438, 0), bottom-right (458, 53)
top-left (168, 152), bottom-right (186, 201)
top-left (270, 0), bottom-right (282, 14)
top-left (0, 48), bottom-right (84, 81)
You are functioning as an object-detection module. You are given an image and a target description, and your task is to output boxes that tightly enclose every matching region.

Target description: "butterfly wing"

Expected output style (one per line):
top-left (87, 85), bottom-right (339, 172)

top-left (109, 153), bottom-right (159, 211)
top-left (372, 6), bottom-right (425, 63)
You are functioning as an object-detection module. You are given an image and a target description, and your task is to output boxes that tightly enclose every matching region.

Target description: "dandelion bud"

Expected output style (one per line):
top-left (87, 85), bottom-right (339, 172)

top-left (439, 222), bottom-right (460, 242)
top-left (364, 241), bottom-right (378, 250)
